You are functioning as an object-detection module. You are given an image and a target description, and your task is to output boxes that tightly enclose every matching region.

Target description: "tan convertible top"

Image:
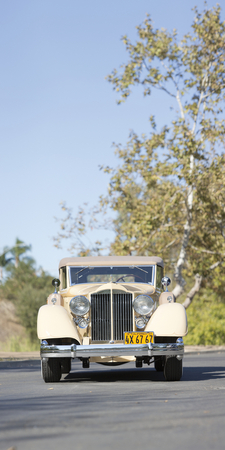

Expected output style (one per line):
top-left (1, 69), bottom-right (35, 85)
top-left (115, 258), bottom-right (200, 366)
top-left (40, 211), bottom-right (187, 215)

top-left (59, 255), bottom-right (164, 269)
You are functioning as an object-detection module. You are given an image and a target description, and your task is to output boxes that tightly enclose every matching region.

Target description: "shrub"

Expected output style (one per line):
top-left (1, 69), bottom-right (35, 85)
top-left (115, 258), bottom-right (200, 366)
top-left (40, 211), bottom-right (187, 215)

top-left (183, 290), bottom-right (225, 345)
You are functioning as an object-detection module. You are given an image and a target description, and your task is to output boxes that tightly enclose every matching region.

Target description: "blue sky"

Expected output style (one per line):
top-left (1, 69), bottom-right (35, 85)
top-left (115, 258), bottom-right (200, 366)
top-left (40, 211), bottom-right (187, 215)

top-left (0, 0), bottom-right (222, 276)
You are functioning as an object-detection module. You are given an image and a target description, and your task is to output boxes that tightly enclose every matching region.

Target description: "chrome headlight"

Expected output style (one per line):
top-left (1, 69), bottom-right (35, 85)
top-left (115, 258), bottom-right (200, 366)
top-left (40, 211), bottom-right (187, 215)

top-left (133, 295), bottom-right (154, 316)
top-left (70, 296), bottom-right (90, 316)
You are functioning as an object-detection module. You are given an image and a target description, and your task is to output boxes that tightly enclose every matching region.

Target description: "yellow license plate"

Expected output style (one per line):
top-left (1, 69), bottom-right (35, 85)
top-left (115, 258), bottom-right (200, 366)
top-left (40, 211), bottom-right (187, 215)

top-left (124, 332), bottom-right (154, 345)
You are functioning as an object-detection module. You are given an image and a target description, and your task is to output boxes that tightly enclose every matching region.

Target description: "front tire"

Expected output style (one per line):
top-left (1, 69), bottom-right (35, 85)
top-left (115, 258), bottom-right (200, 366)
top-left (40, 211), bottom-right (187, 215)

top-left (164, 357), bottom-right (183, 381)
top-left (42, 358), bottom-right (62, 383)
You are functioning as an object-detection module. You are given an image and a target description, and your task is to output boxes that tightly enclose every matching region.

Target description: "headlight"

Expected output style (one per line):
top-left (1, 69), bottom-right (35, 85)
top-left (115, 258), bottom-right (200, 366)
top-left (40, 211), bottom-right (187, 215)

top-left (70, 296), bottom-right (90, 316)
top-left (133, 295), bottom-right (154, 316)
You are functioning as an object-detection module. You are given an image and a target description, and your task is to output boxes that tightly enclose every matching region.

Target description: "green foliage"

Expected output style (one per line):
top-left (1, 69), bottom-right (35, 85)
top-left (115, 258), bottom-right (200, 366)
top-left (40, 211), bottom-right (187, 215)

top-left (103, 4), bottom-right (225, 303)
top-left (9, 237), bottom-right (33, 268)
top-left (0, 247), bottom-right (14, 282)
top-left (105, 3), bottom-right (225, 257)
top-left (16, 285), bottom-right (50, 342)
top-left (54, 5), bottom-right (225, 313)
top-left (183, 290), bottom-right (225, 345)
top-left (0, 239), bottom-right (53, 343)
top-left (3, 260), bottom-right (52, 297)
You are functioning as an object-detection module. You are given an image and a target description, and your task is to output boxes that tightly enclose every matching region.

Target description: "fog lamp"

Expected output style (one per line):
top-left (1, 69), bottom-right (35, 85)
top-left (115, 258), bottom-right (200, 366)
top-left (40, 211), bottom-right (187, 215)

top-left (135, 317), bottom-right (146, 329)
top-left (77, 318), bottom-right (89, 329)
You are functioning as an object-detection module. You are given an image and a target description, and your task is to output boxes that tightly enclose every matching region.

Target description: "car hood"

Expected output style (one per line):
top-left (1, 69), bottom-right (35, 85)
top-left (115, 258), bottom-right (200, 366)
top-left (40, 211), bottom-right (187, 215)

top-left (63, 282), bottom-right (155, 297)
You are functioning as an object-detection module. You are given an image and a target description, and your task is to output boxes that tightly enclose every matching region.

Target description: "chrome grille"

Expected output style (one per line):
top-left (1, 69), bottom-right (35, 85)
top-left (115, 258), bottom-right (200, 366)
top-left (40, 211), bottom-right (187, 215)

top-left (91, 292), bottom-right (133, 342)
top-left (113, 293), bottom-right (133, 340)
top-left (91, 293), bottom-right (111, 341)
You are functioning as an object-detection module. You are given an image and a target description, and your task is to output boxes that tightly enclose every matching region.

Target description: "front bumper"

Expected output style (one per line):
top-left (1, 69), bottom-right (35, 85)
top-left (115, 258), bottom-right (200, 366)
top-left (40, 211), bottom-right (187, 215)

top-left (40, 339), bottom-right (184, 359)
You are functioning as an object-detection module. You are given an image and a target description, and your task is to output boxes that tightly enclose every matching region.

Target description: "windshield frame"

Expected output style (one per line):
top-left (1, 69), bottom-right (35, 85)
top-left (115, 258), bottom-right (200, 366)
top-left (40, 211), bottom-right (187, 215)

top-left (69, 265), bottom-right (155, 286)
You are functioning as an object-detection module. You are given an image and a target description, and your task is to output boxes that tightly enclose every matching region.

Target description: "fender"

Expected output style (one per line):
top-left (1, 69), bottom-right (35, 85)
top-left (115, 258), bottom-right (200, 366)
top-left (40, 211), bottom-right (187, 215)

top-left (37, 304), bottom-right (81, 343)
top-left (145, 303), bottom-right (188, 337)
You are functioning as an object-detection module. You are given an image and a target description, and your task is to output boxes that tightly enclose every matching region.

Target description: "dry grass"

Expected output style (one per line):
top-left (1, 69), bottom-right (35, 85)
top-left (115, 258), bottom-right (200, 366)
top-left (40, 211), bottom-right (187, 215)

top-left (0, 299), bottom-right (39, 351)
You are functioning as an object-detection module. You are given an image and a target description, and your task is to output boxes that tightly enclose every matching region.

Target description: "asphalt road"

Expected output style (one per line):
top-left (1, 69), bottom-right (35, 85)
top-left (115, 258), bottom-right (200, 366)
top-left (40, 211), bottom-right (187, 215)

top-left (0, 352), bottom-right (225, 450)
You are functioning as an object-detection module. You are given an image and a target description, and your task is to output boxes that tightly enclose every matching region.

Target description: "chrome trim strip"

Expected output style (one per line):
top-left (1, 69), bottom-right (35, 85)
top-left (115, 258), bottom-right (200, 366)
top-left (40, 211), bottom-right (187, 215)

top-left (40, 340), bottom-right (184, 359)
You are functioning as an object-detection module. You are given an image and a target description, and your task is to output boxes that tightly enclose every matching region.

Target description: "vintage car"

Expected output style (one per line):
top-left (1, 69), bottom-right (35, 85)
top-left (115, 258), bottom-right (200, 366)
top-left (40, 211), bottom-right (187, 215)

top-left (37, 256), bottom-right (188, 382)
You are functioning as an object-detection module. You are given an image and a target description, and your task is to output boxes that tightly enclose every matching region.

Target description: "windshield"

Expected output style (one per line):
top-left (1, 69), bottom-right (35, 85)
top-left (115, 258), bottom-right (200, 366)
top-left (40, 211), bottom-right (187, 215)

top-left (70, 265), bottom-right (153, 285)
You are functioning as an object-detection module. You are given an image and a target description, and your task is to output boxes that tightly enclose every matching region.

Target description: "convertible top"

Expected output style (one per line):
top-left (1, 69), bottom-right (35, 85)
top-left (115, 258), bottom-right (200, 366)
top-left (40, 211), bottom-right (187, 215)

top-left (59, 255), bottom-right (164, 269)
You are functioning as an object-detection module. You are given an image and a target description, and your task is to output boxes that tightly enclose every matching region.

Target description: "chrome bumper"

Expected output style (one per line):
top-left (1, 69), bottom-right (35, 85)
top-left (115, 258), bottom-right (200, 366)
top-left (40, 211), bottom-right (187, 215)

top-left (40, 339), bottom-right (184, 359)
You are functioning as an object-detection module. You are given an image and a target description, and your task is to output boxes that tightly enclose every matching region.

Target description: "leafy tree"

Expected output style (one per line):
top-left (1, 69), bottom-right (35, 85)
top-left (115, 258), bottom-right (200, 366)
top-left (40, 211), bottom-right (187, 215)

top-left (10, 238), bottom-right (32, 268)
top-left (0, 247), bottom-right (14, 282)
top-left (104, 3), bottom-right (225, 307)
top-left (16, 284), bottom-right (51, 342)
top-left (184, 288), bottom-right (225, 345)
top-left (0, 241), bottom-right (53, 342)
top-left (55, 4), bottom-right (225, 309)
top-left (0, 238), bottom-right (32, 282)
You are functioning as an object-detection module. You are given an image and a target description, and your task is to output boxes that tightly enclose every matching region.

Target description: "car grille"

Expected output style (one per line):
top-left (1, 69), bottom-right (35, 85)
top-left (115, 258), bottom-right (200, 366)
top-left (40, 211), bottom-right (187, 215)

top-left (91, 292), bottom-right (133, 342)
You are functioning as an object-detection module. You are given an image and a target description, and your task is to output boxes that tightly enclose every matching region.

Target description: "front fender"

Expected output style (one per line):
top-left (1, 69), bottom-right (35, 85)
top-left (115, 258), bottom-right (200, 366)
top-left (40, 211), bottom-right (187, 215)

top-left (145, 303), bottom-right (188, 337)
top-left (37, 304), bottom-right (81, 343)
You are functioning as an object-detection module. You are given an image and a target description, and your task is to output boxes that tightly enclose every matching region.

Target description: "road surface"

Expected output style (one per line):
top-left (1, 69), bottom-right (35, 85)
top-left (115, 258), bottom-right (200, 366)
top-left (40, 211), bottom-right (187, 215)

top-left (0, 352), bottom-right (225, 450)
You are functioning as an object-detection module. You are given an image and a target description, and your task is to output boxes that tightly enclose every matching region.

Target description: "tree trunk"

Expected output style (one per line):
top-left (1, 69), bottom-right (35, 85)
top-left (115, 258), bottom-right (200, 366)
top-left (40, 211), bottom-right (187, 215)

top-left (172, 215), bottom-right (192, 300)
top-left (182, 274), bottom-right (202, 309)
top-left (172, 155), bottom-right (194, 302)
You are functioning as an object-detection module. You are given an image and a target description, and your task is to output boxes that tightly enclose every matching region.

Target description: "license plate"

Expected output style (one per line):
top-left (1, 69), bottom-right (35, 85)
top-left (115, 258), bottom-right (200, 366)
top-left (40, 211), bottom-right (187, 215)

top-left (124, 332), bottom-right (154, 345)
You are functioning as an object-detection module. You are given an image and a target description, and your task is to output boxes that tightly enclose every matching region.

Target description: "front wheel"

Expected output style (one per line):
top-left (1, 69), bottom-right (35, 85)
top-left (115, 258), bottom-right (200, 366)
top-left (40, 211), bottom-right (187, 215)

top-left (42, 358), bottom-right (62, 383)
top-left (164, 357), bottom-right (183, 381)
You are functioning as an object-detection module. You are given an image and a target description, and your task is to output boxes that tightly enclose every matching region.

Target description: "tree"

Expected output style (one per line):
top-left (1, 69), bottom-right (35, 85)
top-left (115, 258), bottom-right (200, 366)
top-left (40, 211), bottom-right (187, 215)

top-left (0, 247), bottom-right (14, 282)
top-left (0, 241), bottom-right (53, 342)
top-left (55, 4), bottom-right (225, 308)
top-left (105, 3), bottom-right (225, 306)
top-left (16, 281), bottom-right (52, 342)
top-left (53, 199), bottom-right (111, 257)
top-left (0, 238), bottom-right (32, 282)
top-left (10, 238), bottom-right (32, 268)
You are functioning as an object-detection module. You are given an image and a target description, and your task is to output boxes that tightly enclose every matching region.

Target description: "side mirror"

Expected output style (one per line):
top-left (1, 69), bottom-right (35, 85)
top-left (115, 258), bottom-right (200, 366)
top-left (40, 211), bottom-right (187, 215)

top-left (161, 276), bottom-right (171, 292)
top-left (52, 278), bottom-right (60, 293)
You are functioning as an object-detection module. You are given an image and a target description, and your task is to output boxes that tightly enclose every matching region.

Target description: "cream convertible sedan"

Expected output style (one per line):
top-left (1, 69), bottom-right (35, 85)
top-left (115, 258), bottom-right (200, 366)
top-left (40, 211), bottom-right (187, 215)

top-left (37, 256), bottom-right (188, 382)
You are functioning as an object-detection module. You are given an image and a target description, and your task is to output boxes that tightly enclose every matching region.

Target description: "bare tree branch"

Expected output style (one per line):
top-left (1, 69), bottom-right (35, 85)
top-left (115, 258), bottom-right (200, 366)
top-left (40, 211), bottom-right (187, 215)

top-left (208, 261), bottom-right (223, 270)
top-left (190, 245), bottom-right (222, 255)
